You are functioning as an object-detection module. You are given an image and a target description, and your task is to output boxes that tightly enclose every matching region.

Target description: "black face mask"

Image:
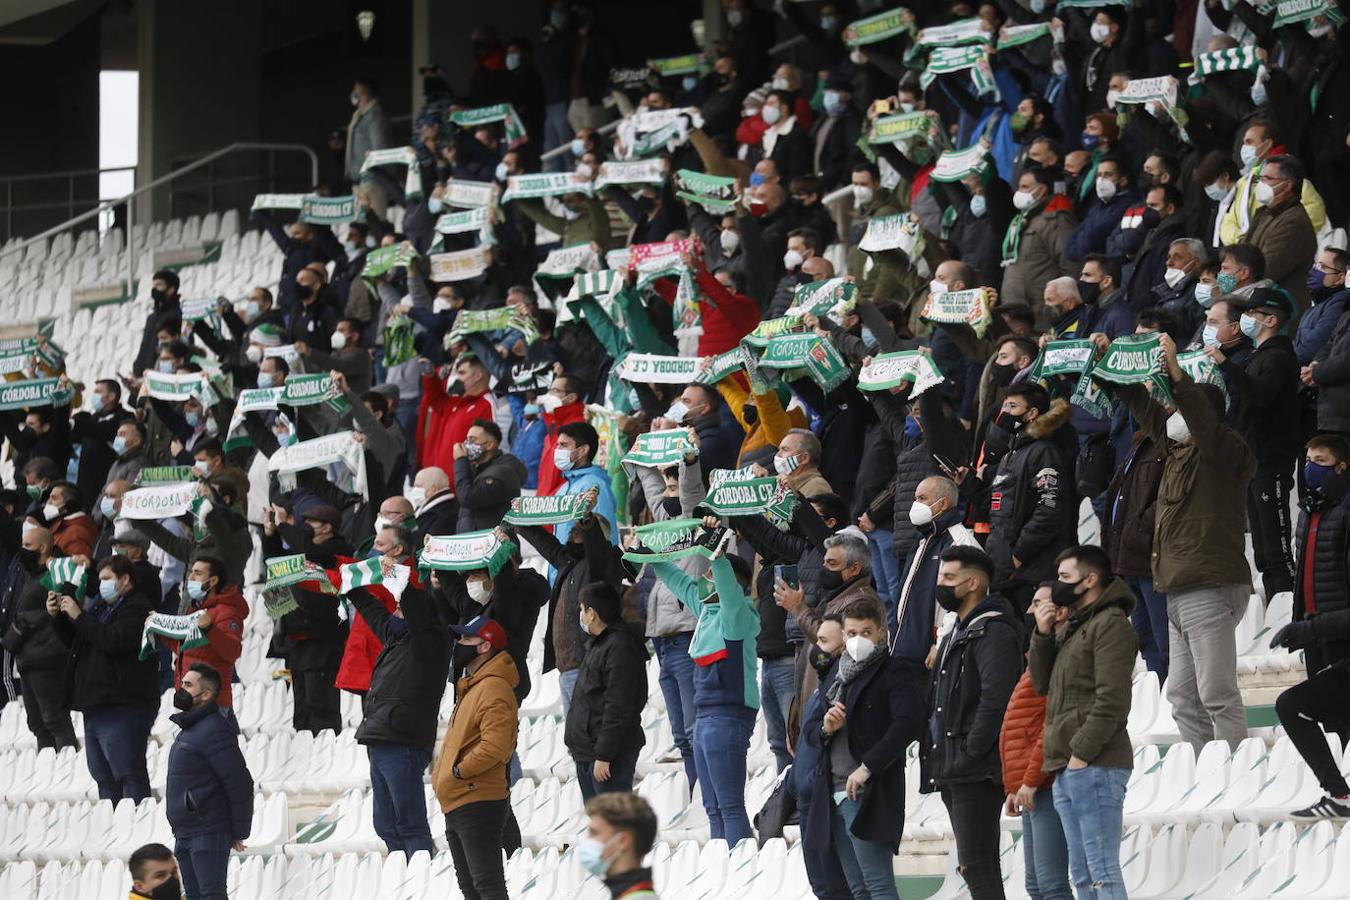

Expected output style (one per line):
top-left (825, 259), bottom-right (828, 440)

top-left (148, 876), bottom-right (183, 900)
top-left (151, 288), bottom-right (169, 306)
top-left (1050, 579), bottom-right (1084, 608)
top-left (1077, 280), bottom-right (1101, 305)
top-left (294, 283), bottom-right (314, 301)
top-left (661, 497), bottom-right (682, 517)
top-left (820, 568), bottom-right (846, 592)
top-left (809, 647), bottom-right (836, 678)
top-left (452, 642), bottom-right (480, 670)
top-left (712, 72), bottom-right (731, 88)
top-left (16, 547), bottom-right (41, 573)
top-left (993, 410), bottom-right (1021, 432)
top-left (990, 362), bottom-right (1016, 387)
top-left (447, 380), bottom-right (466, 396)
top-left (172, 688), bottom-right (197, 711)
top-left (637, 195), bottom-right (657, 214)
top-left (935, 584), bottom-right (962, 612)
top-left (1139, 207), bottom-right (1162, 229)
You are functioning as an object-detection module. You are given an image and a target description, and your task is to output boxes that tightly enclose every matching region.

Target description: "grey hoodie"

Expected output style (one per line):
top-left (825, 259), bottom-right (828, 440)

top-left (635, 460), bottom-right (703, 637)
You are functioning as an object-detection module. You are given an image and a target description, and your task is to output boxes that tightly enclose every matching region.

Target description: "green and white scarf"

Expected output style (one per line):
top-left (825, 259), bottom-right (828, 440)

top-left (301, 195), bottom-right (361, 225)
top-left (674, 169), bottom-right (738, 213)
top-left (503, 493), bottom-right (592, 526)
top-left (702, 475), bottom-right (799, 525)
top-left (648, 54), bottom-right (705, 76)
top-left (1089, 333), bottom-right (1174, 406)
top-left (857, 351), bottom-right (946, 395)
top-left (699, 347), bottom-right (749, 384)
top-left (0, 336), bottom-right (63, 376)
top-left (740, 315), bottom-right (807, 350)
top-left (449, 103), bottom-right (528, 147)
top-left (536, 244), bottom-right (602, 300)
top-left (443, 179), bottom-right (495, 209)
top-left (752, 333), bottom-right (853, 392)
top-left (429, 247), bottom-right (493, 283)
top-left (784, 278), bottom-right (858, 320)
top-left (281, 373), bottom-right (352, 414)
top-left (913, 17), bottom-right (990, 49)
top-left (1056, 0), bottom-right (1129, 6)
top-left (1001, 196), bottom-right (1046, 265)
top-left (362, 243), bottom-right (418, 279)
top-left (1191, 45), bottom-right (1263, 82)
top-left (595, 159), bottom-right (667, 190)
top-left (931, 144), bottom-right (992, 183)
top-left (1177, 349), bottom-right (1230, 407)
top-left (844, 7), bottom-right (916, 45)
top-left (446, 305), bottom-right (539, 346)
top-left (1274, 0), bottom-right (1346, 29)
top-left (339, 558), bottom-right (411, 600)
top-left (41, 558), bottom-right (87, 595)
top-left (434, 206), bottom-right (491, 235)
top-left (119, 482), bottom-right (200, 520)
top-left (1113, 76), bottom-right (1188, 131)
top-left (261, 553), bottom-right (337, 619)
top-left (920, 288), bottom-right (994, 337)
top-left (136, 466), bottom-right (198, 485)
top-left (615, 353), bottom-right (704, 384)
top-left (383, 313), bottom-right (415, 367)
top-left (420, 529), bottom-right (517, 577)
top-left (143, 371), bottom-right (219, 408)
top-left (618, 108), bottom-right (703, 159)
top-left (623, 429), bottom-right (697, 473)
top-left (268, 431), bottom-right (368, 498)
top-left (921, 44), bottom-right (998, 98)
top-left (622, 518), bottom-right (727, 564)
top-left (867, 110), bottom-right (938, 146)
top-left (859, 212), bottom-right (927, 260)
top-left (360, 147), bottom-right (422, 199)
top-left (139, 613), bottom-right (208, 660)
top-left (997, 22), bottom-right (1053, 50)
top-left (250, 193), bottom-right (307, 211)
top-left (501, 173), bottom-right (594, 203)
top-left (0, 378), bottom-right (72, 410)
top-left (567, 270), bottom-right (625, 305)
top-left (1069, 357), bottom-right (1119, 419)
top-left (1028, 339), bottom-right (1097, 380)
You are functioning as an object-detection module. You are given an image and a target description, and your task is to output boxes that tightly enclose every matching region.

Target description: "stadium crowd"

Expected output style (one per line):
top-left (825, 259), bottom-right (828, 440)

top-left (3, 0), bottom-right (1350, 897)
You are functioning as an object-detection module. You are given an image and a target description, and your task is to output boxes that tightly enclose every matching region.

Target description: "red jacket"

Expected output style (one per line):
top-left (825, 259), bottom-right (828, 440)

top-left (51, 514), bottom-right (99, 559)
top-left (333, 555), bottom-right (422, 694)
top-left (416, 374), bottom-right (493, 477)
top-left (163, 587), bottom-right (249, 708)
top-left (998, 669), bottom-right (1052, 796)
top-left (535, 401), bottom-right (587, 498)
top-left (691, 268), bottom-right (762, 355)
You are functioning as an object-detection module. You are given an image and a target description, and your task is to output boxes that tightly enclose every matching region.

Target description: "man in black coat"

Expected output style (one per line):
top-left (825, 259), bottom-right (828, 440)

top-left (132, 269), bottom-right (183, 375)
top-left (0, 402), bottom-right (73, 479)
top-left (565, 582), bottom-right (648, 799)
top-left (802, 595), bottom-right (922, 900)
top-left (70, 380), bottom-right (132, 509)
top-left (8, 527), bottom-right (77, 749)
top-left (165, 664), bottom-right (253, 900)
top-left (411, 466), bottom-right (459, 537)
top-left (50, 554), bottom-right (160, 801)
top-left (921, 546), bottom-right (1023, 900)
top-left (255, 212), bottom-right (344, 315)
top-left (349, 576), bottom-right (451, 856)
top-left (452, 420), bottom-right (526, 533)
top-left (437, 554), bottom-right (548, 702)
top-left (653, 383), bottom-right (744, 477)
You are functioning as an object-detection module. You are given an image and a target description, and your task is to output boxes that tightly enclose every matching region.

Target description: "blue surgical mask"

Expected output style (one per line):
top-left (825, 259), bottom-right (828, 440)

top-left (1204, 182), bottom-right (1226, 201)
top-left (90, 393), bottom-right (103, 412)
top-left (1240, 144), bottom-right (1259, 169)
top-left (98, 579), bottom-right (118, 602)
top-left (100, 496), bottom-right (116, 519)
top-left (823, 90), bottom-right (845, 117)
top-left (969, 194), bottom-right (986, 218)
top-left (505, 52), bottom-right (521, 71)
top-left (1194, 282), bottom-right (1215, 307)
top-left (1216, 272), bottom-right (1238, 294)
top-left (257, 372), bottom-right (274, 389)
top-left (1201, 324), bottom-right (1220, 346)
top-left (749, 172), bottom-right (765, 187)
top-left (820, 14), bottom-right (838, 31)
top-left (570, 138), bottom-right (586, 157)
top-left (682, 75), bottom-right (698, 92)
top-left (523, 403), bottom-right (541, 416)
top-left (861, 326), bottom-right (878, 348)
top-left (185, 410), bottom-right (200, 427)
top-left (158, 360), bottom-right (175, 373)
top-left (1239, 313), bottom-right (1263, 340)
top-left (428, 197), bottom-right (444, 214)
top-left (576, 836), bottom-right (613, 877)
top-left (113, 436), bottom-right (127, 455)
top-left (186, 580), bottom-right (207, 601)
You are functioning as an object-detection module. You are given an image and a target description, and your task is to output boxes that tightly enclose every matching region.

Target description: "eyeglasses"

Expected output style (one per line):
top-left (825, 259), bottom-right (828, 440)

top-left (1315, 262), bottom-right (1346, 274)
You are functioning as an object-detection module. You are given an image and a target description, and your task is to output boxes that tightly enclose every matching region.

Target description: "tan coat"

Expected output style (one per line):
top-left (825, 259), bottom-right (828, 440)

top-left (431, 649), bottom-right (519, 814)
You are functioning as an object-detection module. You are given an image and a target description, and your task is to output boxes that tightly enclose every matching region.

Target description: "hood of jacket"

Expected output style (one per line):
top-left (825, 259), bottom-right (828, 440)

top-left (1069, 576), bottom-right (1136, 624)
top-left (169, 701), bottom-right (241, 735)
top-left (459, 646), bottom-right (520, 694)
top-left (1023, 398), bottom-right (1073, 441)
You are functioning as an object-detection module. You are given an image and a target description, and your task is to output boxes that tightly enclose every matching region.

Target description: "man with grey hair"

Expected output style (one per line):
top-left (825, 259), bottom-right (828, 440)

top-left (1042, 276), bottom-right (1096, 340)
top-left (761, 428), bottom-right (831, 497)
top-left (892, 476), bottom-right (980, 665)
top-left (1155, 237), bottom-right (1208, 339)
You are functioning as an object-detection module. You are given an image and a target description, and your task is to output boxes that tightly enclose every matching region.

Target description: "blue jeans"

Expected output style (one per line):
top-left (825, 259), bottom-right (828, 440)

top-left (559, 668), bottom-right (579, 717)
top-left (759, 655), bottom-right (798, 772)
top-left (797, 794), bottom-right (854, 900)
top-left (1125, 575), bottom-right (1168, 682)
top-left (175, 832), bottom-right (231, 900)
top-left (83, 705), bottom-right (154, 802)
top-left (367, 742), bottom-right (435, 855)
top-left (653, 632), bottom-right (698, 789)
top-left (693, 715), bottom-right (754, 843)
top-left (574, 746), bottom-right (640, 800)
top-left (1052, 766), bottom-right (1129, 900)
top-left (830, 795), bottom-right (900, 900)
top-left (867, 528), bottom-right (901, 619)
top-left (1022, 787), bottom-right (1073, 900)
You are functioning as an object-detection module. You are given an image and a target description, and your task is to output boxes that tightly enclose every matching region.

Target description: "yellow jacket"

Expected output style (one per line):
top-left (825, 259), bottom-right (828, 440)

top-left (431, 650), bottom-right (519, 814)
top-left (715, 378), bottom-right (808, 463)
top-left (1219, 164), bottom-right (1326, 246)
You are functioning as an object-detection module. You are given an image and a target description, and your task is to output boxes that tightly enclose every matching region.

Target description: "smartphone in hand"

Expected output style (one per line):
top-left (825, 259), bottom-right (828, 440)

top-left (774, 564), bottom-right (800, 591)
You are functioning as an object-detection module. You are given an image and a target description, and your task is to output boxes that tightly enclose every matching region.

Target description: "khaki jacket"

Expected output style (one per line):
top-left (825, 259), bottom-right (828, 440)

top-left (431, 650), bottom-right (519, 814)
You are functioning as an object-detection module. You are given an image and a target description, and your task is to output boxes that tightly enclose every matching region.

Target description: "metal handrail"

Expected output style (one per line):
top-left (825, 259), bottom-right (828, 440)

top-left (0, 142), bottom-right (319, 297)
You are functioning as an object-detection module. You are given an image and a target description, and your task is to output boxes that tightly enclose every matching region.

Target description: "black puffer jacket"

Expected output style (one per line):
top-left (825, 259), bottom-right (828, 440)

top-left (920, 593), bottom-right (1024, 790)
top-left (1219, 334), bottom-right (1301, 466)
top-left (51, 588), bottom-right (159, 711)
top-left (563, 624), bottom-right (649, 763)
top-left (351, 586), bottom-right (451, 752)
top-left (441, 565), bottom-right (550, 701)
top-left (165, 703), bottom-right (253, 840)
top-left (1293, 484), bottom-right (1350, 675)
top-left (1313, 311), bottom-right (1350, 434)
top-left (13, 578), bottom-right (68, 673)
top-left (984, 399), bottom-right (1078, 588)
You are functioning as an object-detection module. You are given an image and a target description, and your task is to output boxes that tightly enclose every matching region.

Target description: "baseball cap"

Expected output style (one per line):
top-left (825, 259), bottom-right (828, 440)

top-left (450, 615), bottom-right (508, 650)
top-left (301, 504), bottom-right (342, 529)
top-left (1233, 286), bottom-right (1295, 320)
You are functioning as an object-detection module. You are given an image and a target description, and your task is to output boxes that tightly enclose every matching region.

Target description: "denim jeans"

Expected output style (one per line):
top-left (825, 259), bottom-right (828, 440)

top-left (1165, 584), bottom-right (1247, 750)
top-left (83, 705), bottom-right (154, 802)
top-left (367, 742), bottom-right (435, 855)
top-left (574, 746), bottom-right (640, 800)
top-left (1052, 766), bottom-right (1129, 900)
top-left (942, 781), bottom-right (1007, 900)
top-left (867, 527), bottom-right (902, 619)
top-left (797, 793), bottom-right (854, 900)
top-left (1021, 787), bottom-right (1073, 900)
top-left (444, 799), bottom-right (509, 900)
top-left (759, 655), bottom-right (798, 772)
top-left (543, 102), bottom-right (573, 172)
top-left (1125, 575), bottom-right (1168, 683)
top-left (830, 795), bottom-right (900, 900)
top-left (652, 632), bottom-right (698, 789)
top-left (693, 715), bottom-right (754, 843)
top-left (559, 668), bottom-right (579, 717)
top-left (175, 832), bottom-right (231, 900)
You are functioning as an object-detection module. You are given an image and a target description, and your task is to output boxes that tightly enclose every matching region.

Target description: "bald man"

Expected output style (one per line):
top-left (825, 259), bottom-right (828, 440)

top-left (11, 527), bottom-right (78, 748)
top-left (410, 466), bottom-right (458, 536)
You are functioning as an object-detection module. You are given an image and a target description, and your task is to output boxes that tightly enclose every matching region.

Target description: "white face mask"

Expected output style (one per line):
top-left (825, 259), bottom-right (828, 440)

top-left (330, 330), bottom-right (348, 350)
top-left (1012, 189), bottom-right (1036, 211)
top-left (42, 504), bottom-right (60, 522)
top-left (1204, 182), bottom-right (1227, 201)
top-left (899, 102), bottom-right (915, 113)
top-left (773, 452), bottom-right (801, 476)
top-left (1240, 143), bottom-right (1260, 169)
top-left (720, 229), bottom-right (741, 255)
top-left (1089, 21), bottom-right (1112, 43)
top-left (664, 401), bottom-right (690, 423)
top-left (771, 76), bottom-right (790, 91)
top-left (407, 486), bottom-right (427, 511)
top-left (1105, 89), bottom-right (1121, 110)
top-left (851, 184), bottom-right (875, 208)
top-left (1165, 410), bottom-right (1191, 444)
top-left (845, 635), bottom-right (876, 662)
top-left (1163, 267), bottom-right (1188, 289)
top-left (783, 249), bottom-right (804, 271)
top-left (578, 609), bottom-right (590, 634)
top-left (246, 344), bottom-right (263, 363)
top-left (908, 501), bottom-right (935, 527)
top-left (1194, 282), bottom-right (1215, 307)
top-left (375, 516), bottom-right (393, 535)
top-left (538, 393), bottom-right (565, 413)
top-left (1095, 177), bottom-right (1118, 202)
top-left (929, 279), bottom-right (948, 298)
top-left (761, 104), bottom-right (782, 125)
top-left (433, 296), bottom-right (453, 313)
top-left (1253, 181), bottom-right (1275, 206)
top-left (554, 447), bottom-right (576, 471)
top-left (467, 580), bottom-right (491, 604)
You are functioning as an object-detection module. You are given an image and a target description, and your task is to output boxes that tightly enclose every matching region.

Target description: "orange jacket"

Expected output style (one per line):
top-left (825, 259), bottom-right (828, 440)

top-left (163, 587), bottom-right (249, 708)
top-left (431, 650), bottom-right (519, 814)
top-left (998, 669), bottom-right (1052, 796)
top-left (51, 514), bottom-right (99, 559)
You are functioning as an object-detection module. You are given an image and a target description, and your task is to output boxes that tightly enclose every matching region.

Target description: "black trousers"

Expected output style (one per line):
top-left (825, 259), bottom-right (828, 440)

top-left (445, 799), bottom-right (509, 900)
top-left (942, 780), bottom-right (1007, 900)
top-left (20, 669), bottom-right (77, 749)
top-left (1248, 462), bottom-right (1295, 598)
top-left (290, 641), bottom-right (343, 734)
top-left (1276, 665), bottom-right (1350, 797)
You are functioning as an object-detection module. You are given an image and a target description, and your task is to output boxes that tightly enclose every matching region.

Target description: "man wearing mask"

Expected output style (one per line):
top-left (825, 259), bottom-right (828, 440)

top-left (1001, 167), bottom-right (1077, 327)
top-left (1294, 249), bottom-right (1349, 366)
top-left (255, 213), bottom-right (343, 316)
top-left (1215, 291), bottom-right (1300, 599)
top-left (337, 524), bottom-right (420, 699)
top-left (164, 664), bottom-right (253, 900)
top-left (346, 76), bottom-right (392, 216)
top-left (550, 422), bottom-right (619, 545)
top-left (1275, 435), bottom-right (1350, 819)
top-left (348, 561), bottom-right (450, 857)
top-left (1064, 156), bottom-right (1137, 262)
top-left (580, 793), bottom-right (662, 899)
top-left (1116, 333), bottom-right (1254, 750)
top-left (802, 597), bottom-right (922, 900)
top-left (159, 557), bottom-right (248, 709)
top-left (811, 73), bottom-right (864, 191)
top-left (1152, 238), bottom-right (1207, 342)
top-left (1041, 278), bottom-right (1097, 341)
top-left (128, 843), bottom-right (180, 900)
top-left (43, 482), bottom-right (97, 558)
top-left (50, 555), bottom-right (159, 800)
top-left (417, 355), bottom-right (495, 474)
top-left (71, 379), bottom-right (131, 506)
top-left (1, 405), bottom-right (72, 478)
top-left (132, 270), bottom-right (183, 375)
top-left (286, 265), bottom-right (342, 351)
top-left (9, 527), bottom-right (77, 749)
top-left (296, 319), bottom-right (372, 395)
top-left (262, 503), bottom-right (350, 733)
top-left (510, 189), bottom-right (612, 250)
top-left (453, 419), bottom-right (526, 532)
top-left (921, 546), bottom-right (1023, 900)
top-left (409, 466), bottom-right (458, 536)
top-left (1220, 121), bottom-right (1327, 247)
top-left (766, 228), bottom-right (822, 318)
top-left (1199, 300), bottom-right (1252, 404)
top-left (1078, 255), bottom-right (1133, 338)
top-left (1030, 545), bottom-right (1137, 900)
top-left (892, 476), bottom-right (980, 666)
top-left (652, 383), bottom-right (743, 475)
top-left (1126, 186), bottom-right (1191, 311)
top-left (433, 616), bottom-right (517, 900)
top-left (1246, 156), bottom-right (1319, 311)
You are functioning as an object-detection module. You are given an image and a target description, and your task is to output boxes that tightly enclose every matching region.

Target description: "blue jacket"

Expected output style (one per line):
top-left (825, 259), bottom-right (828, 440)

top-left (165, 705), bottom-right (254, 840)
top-left (893, 507), bottom-right (976, 663)
top-left (510, 408), bottom-right (547, 490)
top-left (554, 464), bottom-right (618, 546)
top-left (1065, 192), bottom-right (1140, 262)
top-left (792, 660), bottom-right (838, 802)
top-left (1296, 289), bottom-right (1349, 365)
